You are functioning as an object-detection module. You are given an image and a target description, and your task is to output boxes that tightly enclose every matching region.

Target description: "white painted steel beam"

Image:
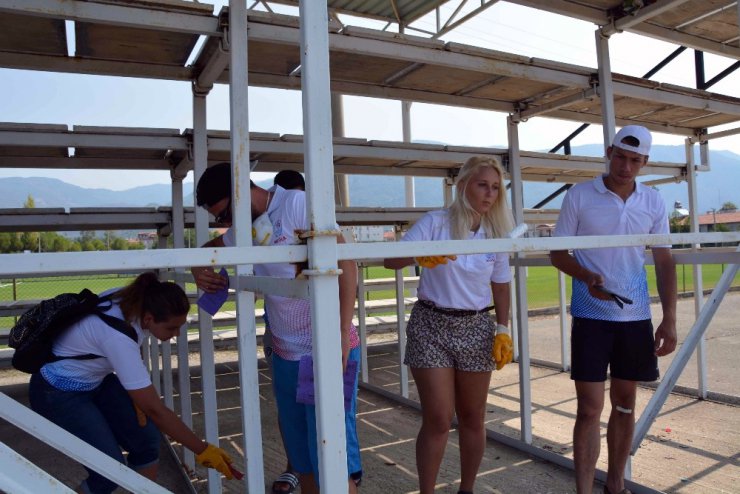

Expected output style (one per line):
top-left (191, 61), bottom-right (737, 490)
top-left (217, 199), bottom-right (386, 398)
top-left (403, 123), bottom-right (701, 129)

top-left (249, 72), bottom-right (517, 113)
top-left (0, 131), bottom-right (186, 150)
top-left (0, 393), bottom-right (171, 493)
top-left (0, 233), bottom-right (738, 278)
top-left (596, 30), bottom-right (616, 166)
top-left (229, 1), bottom-right (264, 491)
top-left (0, 51), bottom-right (194, 80)
top-left (545, 109), bottom-right (697, 136)
top-left (395, 270), bottom-right (410, 398)
top-left (611, 82), bottom-right (740, 116)
top-left (516, 87), bottom-right (598, 120)
top-left (689, 125), bottom-right (740, 142)
top-left (685, 140), bottom-right (707, 399)
top-left (246, 22), bottom-right (593, 89)
top-left (631, 23), bottom-right (740, 59)
top-left (237, 275), bottom-right (309, 299)
top-left (0, 442), bottom-right (74, 493)
top-left (631, 251), bottom-right (739, 454)
top-left (299, 2), bottom-right (349, 491)
top-left (508, 117), bottom-right (533, 443)
top-left (0, 0), bottom-right (220, 35)
top-left (0, 156), bottom-right (173, 170)
top-left (603, 0), bottom-right (692, 35)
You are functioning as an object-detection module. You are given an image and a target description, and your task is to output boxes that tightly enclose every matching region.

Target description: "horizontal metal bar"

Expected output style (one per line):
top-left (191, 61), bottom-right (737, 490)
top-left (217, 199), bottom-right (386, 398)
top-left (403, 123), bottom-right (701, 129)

top-left (237, 274), bottom-right (309, 298)
top-left (339, 232), bottom-right (740, 260)
top-left (1, 233), bottom-right (737, 277)
top-left (0, 0), bottom-right (220, 36)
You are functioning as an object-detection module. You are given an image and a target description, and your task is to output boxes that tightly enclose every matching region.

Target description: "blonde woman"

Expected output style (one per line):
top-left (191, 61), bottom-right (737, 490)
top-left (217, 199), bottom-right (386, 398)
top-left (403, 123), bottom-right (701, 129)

top-left (384, 156), bottom-right (514, 494)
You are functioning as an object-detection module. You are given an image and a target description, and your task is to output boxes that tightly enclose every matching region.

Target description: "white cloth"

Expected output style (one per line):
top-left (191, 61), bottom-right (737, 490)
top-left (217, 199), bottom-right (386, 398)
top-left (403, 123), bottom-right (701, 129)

top-left (554, 175), bottom-right (670, 322)
top-left (41, 289), bottom-right (150, 392)
top-left (223, 185), bottom-right (360, 360)
top-left (401, 209), bottom-right (511, 310)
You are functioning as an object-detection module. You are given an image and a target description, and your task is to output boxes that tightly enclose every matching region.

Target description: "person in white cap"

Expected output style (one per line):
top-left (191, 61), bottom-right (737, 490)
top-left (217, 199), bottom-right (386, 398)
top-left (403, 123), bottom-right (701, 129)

top-left (550, 125), bottom-right (677, 494)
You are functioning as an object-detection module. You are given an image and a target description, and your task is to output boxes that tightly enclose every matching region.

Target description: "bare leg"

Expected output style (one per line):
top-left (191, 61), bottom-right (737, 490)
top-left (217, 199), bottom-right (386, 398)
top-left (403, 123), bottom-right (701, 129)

top-left (454, 370), bottom-right (493, 493)
top-left (411, 367), bottom-right (456, 494)
top-left (574, 380), bottom-right (605, 494)
top-left (136, 463), bottom-right (158, 481)
top-left (298, 473), bottom-right (319, 494)
top-left (606, 378), bottom-right (637, 494)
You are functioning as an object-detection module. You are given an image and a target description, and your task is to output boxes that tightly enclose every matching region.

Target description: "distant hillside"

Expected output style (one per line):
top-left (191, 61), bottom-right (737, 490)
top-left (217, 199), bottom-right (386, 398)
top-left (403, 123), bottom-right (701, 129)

top-left (0, 145), bottom-right (737, 215)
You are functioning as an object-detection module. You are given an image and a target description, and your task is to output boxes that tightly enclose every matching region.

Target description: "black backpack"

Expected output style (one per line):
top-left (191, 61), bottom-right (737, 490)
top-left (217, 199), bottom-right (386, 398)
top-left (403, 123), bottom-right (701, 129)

top-left (8, 288), bottom-right (137, 374)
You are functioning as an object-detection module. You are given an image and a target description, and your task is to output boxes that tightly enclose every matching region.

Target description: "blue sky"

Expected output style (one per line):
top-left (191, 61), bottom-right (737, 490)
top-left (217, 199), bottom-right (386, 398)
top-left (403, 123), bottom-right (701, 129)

top-left (1, 1), bottom-right (738, 190)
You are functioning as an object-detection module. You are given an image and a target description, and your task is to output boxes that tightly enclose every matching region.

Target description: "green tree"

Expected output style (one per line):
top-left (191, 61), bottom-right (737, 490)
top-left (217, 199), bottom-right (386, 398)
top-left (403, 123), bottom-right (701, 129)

top-left (111, 237), bottom-right (129, 250)
top-left (23, 195), bottom-right (35, 208)
top-left (720, 201), bottom-right (737, 211)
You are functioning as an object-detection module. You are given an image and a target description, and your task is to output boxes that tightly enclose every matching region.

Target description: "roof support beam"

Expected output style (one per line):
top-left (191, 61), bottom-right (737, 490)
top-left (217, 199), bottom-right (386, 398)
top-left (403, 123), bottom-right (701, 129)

top-left (0, 0), bottom-right (220, 36)
top-left (0, 51), bottom-right (193, 81)
top-left (515, 87), bottom-right (597, 121)
top-left (602, 0), bottom-right (692, 36)
top-left (631, 23), bottom-right (740, 59)
top-left (611, 81), bottom-right (740, 116)
top-left (0, 131), bottom-right (187, 150)
top-left (246, 22), bottom-right (593, 89)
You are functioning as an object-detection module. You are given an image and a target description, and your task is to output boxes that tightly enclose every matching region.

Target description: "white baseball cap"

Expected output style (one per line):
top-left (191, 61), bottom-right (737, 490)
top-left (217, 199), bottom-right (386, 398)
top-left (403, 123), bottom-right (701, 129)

top-left (612, 125), bottom-right (652, 156)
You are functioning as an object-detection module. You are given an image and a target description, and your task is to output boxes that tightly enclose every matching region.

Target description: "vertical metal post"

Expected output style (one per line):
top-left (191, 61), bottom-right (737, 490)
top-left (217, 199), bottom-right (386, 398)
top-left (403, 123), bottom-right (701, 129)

top-left (595, 29), bottom-right (616, 168)
top-left (299, 2), bottom-right (348, 491)
top-left (395, 270), bottom-right (409, 398)
top-left (507, 116), bottom-right (532, 444)
top-left (694, 50), bottom-right (705, 89)
top-left (509, 277), bottom-right (519, 360)
top-left (332, 93), bottom-right (350, 207)
top-left (228, 1), bottom-right (264, 492)
top-left (443, 176), bottom-right (454, 206)
top-left (357, 265), bottom-right (369, 383)
top-left (402, 100), bottom-right (417, 295)
top-left (558, 270), bottom-right (570, 372)
top-left (192, 82), bottom-right (221, 491)
top-left (685, 138), bottom-right (707, 398)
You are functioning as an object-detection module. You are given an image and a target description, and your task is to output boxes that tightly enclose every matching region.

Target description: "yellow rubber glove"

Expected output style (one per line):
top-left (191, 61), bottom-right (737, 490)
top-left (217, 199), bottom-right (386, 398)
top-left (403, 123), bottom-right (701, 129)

top-left (492, 324), bottom-right (513, 370)
top-left (415, 255), bottom-right (457, 268)
top-left (196, 443), bottom-right (234, 480)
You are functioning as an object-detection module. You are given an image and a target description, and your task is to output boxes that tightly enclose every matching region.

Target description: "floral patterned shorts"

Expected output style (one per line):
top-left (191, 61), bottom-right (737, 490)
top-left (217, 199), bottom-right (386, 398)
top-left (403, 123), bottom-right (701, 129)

top-left (403, 301), bottom-right (495, 372)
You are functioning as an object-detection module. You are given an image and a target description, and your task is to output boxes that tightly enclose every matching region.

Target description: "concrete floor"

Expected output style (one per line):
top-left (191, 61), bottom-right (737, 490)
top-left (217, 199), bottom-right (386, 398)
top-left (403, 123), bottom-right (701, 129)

top-left (0, 292), bottom-right (738, 493)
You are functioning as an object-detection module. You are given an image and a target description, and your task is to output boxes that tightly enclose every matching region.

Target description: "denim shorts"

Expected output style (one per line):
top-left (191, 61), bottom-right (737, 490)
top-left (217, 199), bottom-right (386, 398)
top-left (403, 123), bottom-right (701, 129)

top-left (29, 373), bottom-right (160, 494)
top-left (272, 347), bottom-right (362, 484)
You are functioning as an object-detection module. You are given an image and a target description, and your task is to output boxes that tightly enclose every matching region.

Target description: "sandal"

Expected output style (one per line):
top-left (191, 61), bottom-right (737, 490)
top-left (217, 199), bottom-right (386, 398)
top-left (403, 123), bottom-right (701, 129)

top-left (272, 471), bottom-right (299, 493)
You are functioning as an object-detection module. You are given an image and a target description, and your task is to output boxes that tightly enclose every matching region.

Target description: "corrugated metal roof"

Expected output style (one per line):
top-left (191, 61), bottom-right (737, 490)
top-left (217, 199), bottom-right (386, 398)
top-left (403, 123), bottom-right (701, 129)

top-left (276, 0), bottom-right (448, 24)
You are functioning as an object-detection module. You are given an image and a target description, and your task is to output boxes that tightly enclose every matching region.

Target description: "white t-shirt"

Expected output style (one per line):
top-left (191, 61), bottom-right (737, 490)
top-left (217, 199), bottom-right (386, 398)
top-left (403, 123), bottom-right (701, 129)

top-left (41, 289), bottom-right (150, 392)
top-left (554, 175), bottom-right (670, 322)
top-left (401, 210), bottom-right (511, 310)
top-left (223, 185), bottom-right (359, 360)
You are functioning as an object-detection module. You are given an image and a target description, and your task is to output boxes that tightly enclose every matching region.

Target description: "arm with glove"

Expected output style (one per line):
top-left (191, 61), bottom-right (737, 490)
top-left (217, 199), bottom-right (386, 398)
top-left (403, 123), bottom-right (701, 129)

top-left (490, 281), bottom-right (513, 370)
top-left (129, 385), bottom-right (241, 480)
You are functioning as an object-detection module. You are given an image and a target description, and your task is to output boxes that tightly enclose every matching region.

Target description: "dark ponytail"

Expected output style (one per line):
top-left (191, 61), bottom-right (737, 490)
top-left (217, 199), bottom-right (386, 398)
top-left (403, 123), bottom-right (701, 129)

top-left (116, 272), bottom-right (190, 323)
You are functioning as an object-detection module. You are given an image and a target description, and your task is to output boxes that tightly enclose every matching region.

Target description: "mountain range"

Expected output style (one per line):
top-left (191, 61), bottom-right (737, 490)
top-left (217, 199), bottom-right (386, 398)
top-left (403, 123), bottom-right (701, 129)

top-left (0, 145), bottom-right (737, 215)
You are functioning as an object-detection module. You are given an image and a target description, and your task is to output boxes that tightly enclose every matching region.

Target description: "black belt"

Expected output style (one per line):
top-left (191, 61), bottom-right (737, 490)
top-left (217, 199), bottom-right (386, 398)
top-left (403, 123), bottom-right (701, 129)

top-left (417, 299), bottom-right (494, 317)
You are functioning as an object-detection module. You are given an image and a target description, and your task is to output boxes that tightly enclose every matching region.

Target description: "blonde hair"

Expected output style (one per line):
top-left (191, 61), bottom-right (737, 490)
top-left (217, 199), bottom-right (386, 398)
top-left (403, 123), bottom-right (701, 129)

top-left (448, 156), bottom-right (514, 240)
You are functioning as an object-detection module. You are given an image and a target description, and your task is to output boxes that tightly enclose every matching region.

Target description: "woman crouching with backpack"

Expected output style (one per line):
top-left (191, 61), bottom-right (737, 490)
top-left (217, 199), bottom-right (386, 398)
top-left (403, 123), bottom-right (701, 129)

top-left (28, 271), bottom-right (236, 494)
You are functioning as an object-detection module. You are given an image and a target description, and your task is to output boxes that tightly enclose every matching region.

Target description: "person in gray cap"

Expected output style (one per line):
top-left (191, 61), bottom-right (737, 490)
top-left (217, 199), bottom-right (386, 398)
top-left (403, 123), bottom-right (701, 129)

top-left (549, 125), bottom-right (677, 494)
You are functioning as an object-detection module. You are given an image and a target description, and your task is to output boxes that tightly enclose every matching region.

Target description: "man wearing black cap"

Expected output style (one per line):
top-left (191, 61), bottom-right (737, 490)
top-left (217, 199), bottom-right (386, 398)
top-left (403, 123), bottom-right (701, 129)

top-left (550, 126), bottom-right (677, 494)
